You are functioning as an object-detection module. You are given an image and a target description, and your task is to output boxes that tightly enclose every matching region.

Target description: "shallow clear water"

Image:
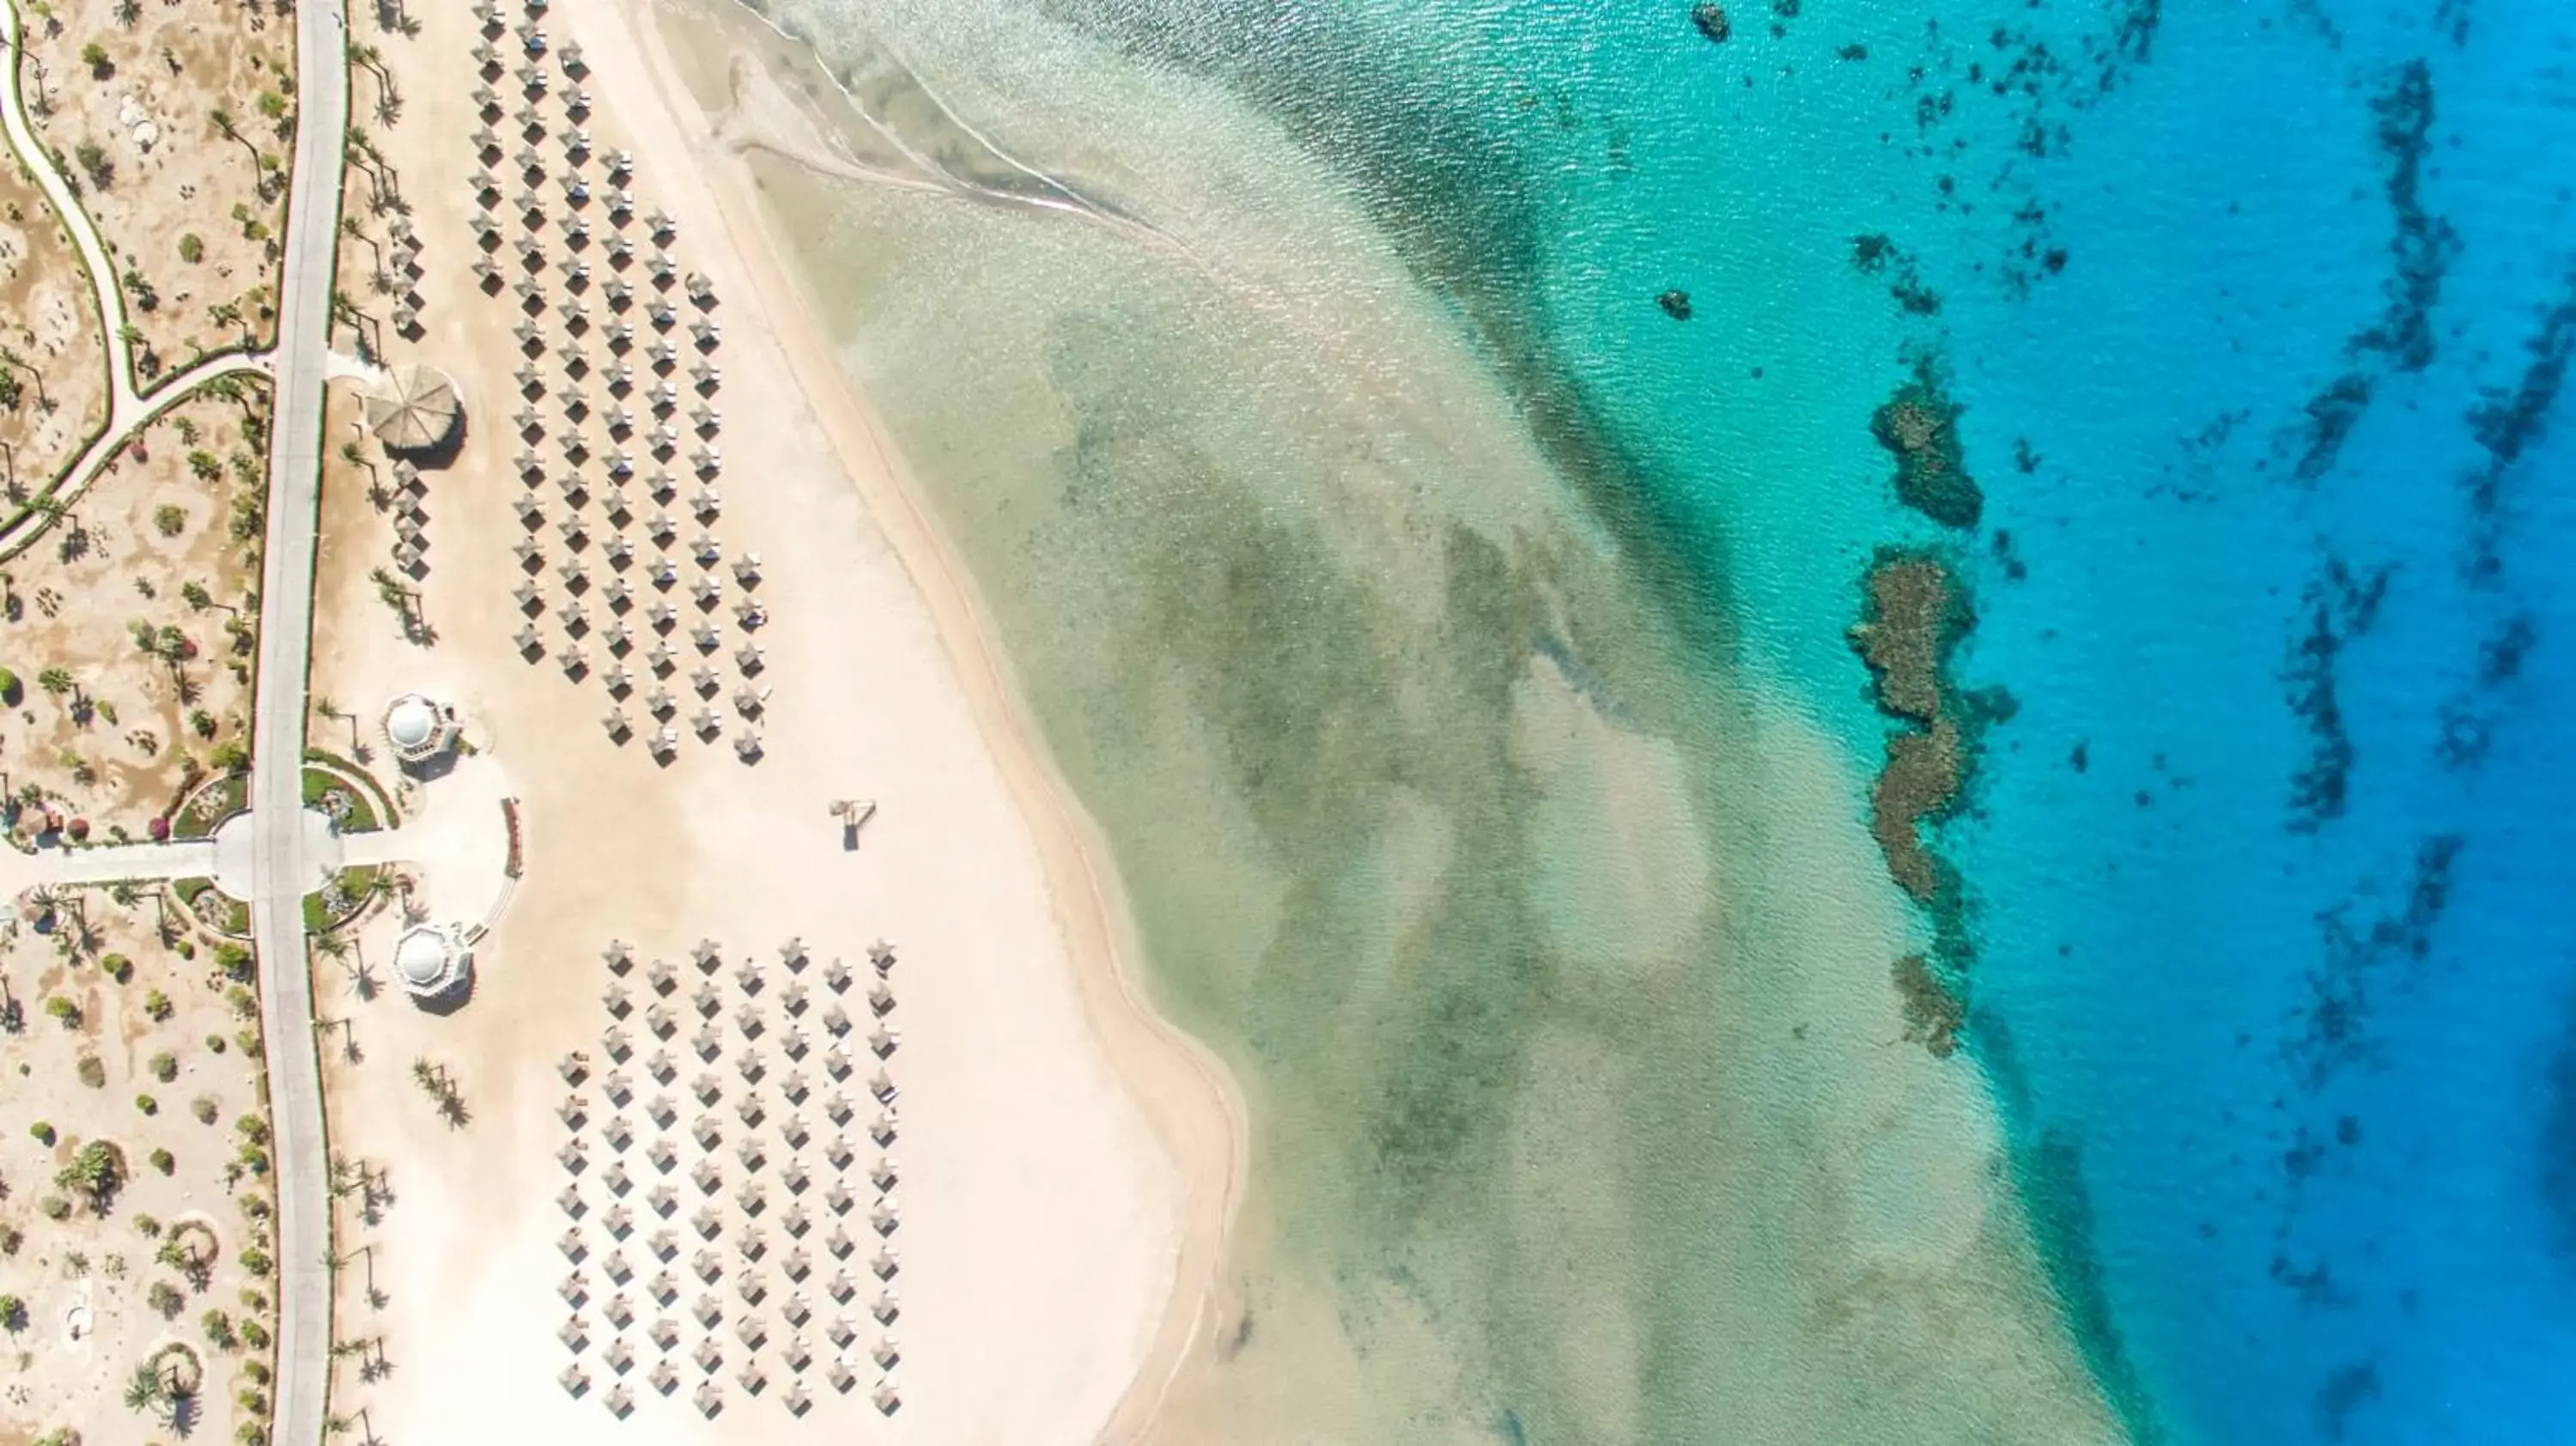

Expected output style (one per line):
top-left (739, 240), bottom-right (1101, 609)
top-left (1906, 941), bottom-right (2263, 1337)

top-left (697, 0), bottom-right (2576, 1439)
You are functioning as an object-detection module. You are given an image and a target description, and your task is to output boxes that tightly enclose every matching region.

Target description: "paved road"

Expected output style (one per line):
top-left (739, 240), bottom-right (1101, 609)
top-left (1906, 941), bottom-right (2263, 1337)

top-left (249, 0), bottom-right (351, 1440)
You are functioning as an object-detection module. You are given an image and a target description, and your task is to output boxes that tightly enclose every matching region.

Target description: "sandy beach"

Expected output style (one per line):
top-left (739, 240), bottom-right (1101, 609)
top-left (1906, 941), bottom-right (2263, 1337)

top-left (300, 0), bottom-right (1241, 1439)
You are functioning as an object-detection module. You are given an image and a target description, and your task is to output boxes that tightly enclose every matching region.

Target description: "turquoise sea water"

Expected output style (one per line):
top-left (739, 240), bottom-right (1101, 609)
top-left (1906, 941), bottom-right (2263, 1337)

top-left (719, 0), bottom-right (2576, 1437)
top-left (1348, 2), bottom-right (2576, 1441)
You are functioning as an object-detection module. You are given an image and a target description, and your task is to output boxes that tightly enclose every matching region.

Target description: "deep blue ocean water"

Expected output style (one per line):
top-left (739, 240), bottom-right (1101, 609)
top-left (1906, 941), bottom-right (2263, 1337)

top-left (1358, 2), bottom-right (2576, 1441)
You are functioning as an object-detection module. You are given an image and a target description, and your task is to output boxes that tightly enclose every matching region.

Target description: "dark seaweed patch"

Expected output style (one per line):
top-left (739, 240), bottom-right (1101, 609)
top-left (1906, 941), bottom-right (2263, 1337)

top-left (2021, 1132), bottom-right (2165, 1442)
top-left (2462, 268), bottom-right (2576, 577)
top-left (2283, 559), bottom-right (2391, 831)
top-left (2314, 1361), bottom-right (2383, 1443)
top-left (2280, 62), bottom-right (2457, 483)
top-left (2287, 834), bottom-right (2465, 1088)
top-left (1850, 233), bottom-right (1942, 315)
top-left (2476, 611), bottom-right (2537, 686)
top-left (2349, 62), bottom-right (2453, 372)
top-left (2290, 374), bottom-right (2375, 483)
top-left (2540, 980), bottom-right (2576, 1274)
top-left (1892, 953), bottom-right (1963, 1057)
top-left (2437, 611), bottom-right (2539, 770)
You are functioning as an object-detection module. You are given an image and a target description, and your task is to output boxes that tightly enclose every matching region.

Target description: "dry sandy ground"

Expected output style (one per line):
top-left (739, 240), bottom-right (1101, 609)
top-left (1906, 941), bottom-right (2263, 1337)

top-left (0, 892), bottom-right (280, 1446)
top-left (0, 384), bottom-right (267, 847)
top-left (0, 137), bottom-right (106, 500)
top-left (301, 0), bottom-right (1236, 1441)
top-left (20, 0), bottom-right (292, 368)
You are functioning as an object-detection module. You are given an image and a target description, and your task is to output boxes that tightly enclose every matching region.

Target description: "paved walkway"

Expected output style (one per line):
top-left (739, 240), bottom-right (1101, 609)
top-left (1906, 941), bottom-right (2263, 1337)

top-left (249, 1), bottom-right (352, 1441)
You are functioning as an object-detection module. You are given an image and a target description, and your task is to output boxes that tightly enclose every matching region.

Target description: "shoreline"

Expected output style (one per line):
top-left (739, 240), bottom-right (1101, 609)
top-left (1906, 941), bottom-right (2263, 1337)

top-left (600, 0), bottom-right (1252, 1433)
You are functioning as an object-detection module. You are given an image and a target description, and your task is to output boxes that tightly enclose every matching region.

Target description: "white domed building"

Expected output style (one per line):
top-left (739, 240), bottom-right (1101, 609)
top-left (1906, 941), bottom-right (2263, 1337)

top-left (381, 692), bottom-right (460, 765)
top-left (392, 923), bottom-right (471, 999)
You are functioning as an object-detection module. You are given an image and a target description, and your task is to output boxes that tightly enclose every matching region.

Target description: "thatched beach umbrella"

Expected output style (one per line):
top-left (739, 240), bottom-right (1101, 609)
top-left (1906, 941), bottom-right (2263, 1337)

top-left (363, 365), bottom-right (463, 453)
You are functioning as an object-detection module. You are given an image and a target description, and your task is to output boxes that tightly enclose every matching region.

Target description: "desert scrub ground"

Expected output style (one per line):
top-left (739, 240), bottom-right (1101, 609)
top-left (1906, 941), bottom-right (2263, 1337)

top-left (0, 137), bottom-right (108, 505)
top-left (21, 0), bottom-right (295, 377)
top-left (0, 886), bottom-right (278, 1445)
top-left (0, 378), bottom-right (268, 847)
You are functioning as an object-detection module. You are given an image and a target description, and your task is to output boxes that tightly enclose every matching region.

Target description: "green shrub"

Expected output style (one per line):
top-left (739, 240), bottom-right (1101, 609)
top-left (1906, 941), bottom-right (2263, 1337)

top-left (76, 1055), bottom-right (105, 1089)
top-left (154, 504), bottom-right (185, 537)
top-left (192, 1097), bottom-right (218, 1125)
top-left (149, 1051), bottom-right (178, 1082)
top-left (144, 991), bottom-right (173, 1022)
top-left (237, 1315), bottom-right (272, 1349)
top-left (43, 996), bottom-right (78, 1028)
top-left (149, 1148), bottom-right (174, 1175)
top-left (177, 232), bottom-right (204, 263)
top-left (134, 1094), bottom-right (158, 1115)
top-left (204, 1034), bottom-right (226, 1054)
top-left (132, 1213), bottom-right (160, 1236)
top-left (203, 1308), bottom-right (236, 1349)
top-left (38, 1194), bottom-right (70, 1221)
top-left (216, 944), bottom-right (252, 981)
top-left (100, 953), bottom-right (132, 983)
top-left (28, 1121), bottom-right (53, 1145)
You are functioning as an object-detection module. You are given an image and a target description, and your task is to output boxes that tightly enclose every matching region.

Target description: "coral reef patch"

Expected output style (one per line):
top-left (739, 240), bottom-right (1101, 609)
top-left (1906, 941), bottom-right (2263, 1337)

top-left (1869, 364), bottom-right (1983, 527)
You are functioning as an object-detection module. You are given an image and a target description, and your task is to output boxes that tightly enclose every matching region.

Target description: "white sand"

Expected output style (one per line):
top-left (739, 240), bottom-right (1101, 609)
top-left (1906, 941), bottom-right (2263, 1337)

top-left (301, 0), bottom-right (1242, 1439)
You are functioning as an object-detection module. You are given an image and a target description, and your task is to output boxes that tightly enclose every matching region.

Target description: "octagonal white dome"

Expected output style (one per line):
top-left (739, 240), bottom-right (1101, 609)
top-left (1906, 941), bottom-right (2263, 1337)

top-left (386, 696), bottom-right (439, 750)
top-left (393, 927), bottom-right (456, 989)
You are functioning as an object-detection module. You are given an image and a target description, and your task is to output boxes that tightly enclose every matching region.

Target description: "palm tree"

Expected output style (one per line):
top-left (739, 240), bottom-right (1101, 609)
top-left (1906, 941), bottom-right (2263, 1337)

top-left (0, 347), bottom-right (48, 409)
top-left (36, 666), bottom-right (71, 697)
top-left (339, 213), bottom-right (380, 268)
top-left (208, 106), bottom-right (259, 170)
top-left (122, 1361), bottom-right (165, 1413)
